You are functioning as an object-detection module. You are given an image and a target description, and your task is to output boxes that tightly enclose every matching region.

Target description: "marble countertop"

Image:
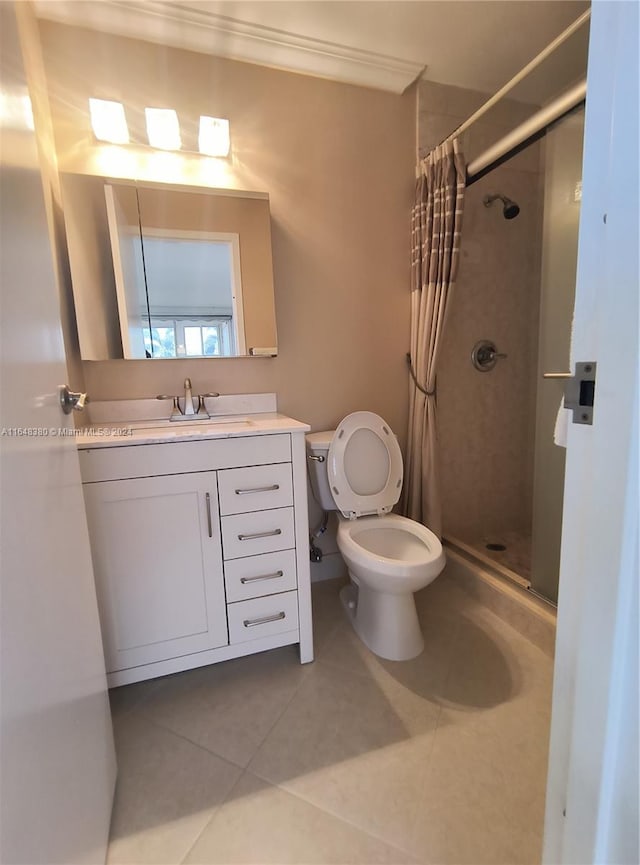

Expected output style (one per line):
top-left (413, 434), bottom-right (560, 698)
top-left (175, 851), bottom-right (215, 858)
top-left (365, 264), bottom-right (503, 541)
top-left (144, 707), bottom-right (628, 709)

top-left (75, 412), bottom-right (311, 449)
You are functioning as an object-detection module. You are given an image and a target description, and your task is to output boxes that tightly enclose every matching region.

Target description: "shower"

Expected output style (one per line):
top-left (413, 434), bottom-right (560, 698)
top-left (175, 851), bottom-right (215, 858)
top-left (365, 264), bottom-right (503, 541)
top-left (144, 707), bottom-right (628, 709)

top-left (483, 193), bottom-right (520, 219)
top-left (438, 107), bottom-right (586, 603)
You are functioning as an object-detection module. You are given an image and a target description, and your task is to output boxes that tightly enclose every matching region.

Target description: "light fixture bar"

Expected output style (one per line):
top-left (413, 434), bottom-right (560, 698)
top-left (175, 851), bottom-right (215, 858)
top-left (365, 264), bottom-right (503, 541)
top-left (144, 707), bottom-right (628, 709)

top-left (198, 116), bottom-right (230, 157)
top-left (145, 107), bottom-right (181, 150)
top-left (89, 98), bottom-right (129, 144)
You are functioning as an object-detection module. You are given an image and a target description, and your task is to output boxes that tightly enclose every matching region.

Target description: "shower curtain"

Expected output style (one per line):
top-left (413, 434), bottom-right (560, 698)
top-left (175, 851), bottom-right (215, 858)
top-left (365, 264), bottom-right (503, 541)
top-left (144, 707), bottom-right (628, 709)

top-left (403, 139), bottom-right (466, 536)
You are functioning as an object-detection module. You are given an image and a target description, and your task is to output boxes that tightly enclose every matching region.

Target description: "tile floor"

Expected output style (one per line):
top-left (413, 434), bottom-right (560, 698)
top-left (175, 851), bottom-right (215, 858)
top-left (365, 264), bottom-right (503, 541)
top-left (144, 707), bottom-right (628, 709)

top-left (107, 570), bottom-right (553, 865)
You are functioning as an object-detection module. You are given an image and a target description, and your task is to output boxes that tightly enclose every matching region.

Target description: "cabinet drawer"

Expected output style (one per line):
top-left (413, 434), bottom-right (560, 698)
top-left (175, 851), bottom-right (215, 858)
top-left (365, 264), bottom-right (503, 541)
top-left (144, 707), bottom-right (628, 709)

top-left (218, 463), bottom-right (293, 516)
top-left (227, 591), bottom-right (299, 644)
top-left (221, 507), bottom-right (294, 560)
top-left (224, 549), bottom-right (297, 603)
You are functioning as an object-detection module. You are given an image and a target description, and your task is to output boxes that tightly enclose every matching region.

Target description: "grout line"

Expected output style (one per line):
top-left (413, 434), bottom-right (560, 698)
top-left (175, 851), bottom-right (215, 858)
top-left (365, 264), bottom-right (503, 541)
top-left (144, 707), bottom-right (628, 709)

top-left (110, 715), bottom-right (246, 864)
top-left (133, 649), bottom-right (314, 769)
top-left (247, 762), bottom-right (427, 863)
top-left (243, 657), bottom-right (317, 774)
top-left (178, 768), bottom-right (249, 865)
top-left (183, 765), bottom-right (426, 865)
top-left (138, 661), bottom-right (313, 773)
top-left (136, 713), bottom-right (249, 771)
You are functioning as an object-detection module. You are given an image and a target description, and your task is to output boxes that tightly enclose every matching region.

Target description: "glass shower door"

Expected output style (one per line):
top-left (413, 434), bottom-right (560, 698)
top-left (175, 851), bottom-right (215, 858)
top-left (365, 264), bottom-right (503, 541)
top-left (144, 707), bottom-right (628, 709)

top-left (530, 107), bottom-right (585, 603)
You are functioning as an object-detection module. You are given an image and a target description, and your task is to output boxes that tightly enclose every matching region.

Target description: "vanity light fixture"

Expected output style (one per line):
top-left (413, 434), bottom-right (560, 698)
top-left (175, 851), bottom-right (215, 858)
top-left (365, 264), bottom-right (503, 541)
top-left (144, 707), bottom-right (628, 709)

top-left (198, 116), bottom-right (230, 157)
top-left (0, 90), bottom-right (35, 131)
top-left (89, 98), bottom-right (129, 144)
top-left (145, 107), bottom-right (181, 150)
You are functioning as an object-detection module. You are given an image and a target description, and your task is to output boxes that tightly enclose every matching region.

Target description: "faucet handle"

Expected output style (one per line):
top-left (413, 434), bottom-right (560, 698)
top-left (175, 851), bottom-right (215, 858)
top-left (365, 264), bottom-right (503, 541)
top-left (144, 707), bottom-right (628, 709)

top-left (156, 394), bottom-right (183, 416)
top-left (197, 393), bottom-right (219, 415)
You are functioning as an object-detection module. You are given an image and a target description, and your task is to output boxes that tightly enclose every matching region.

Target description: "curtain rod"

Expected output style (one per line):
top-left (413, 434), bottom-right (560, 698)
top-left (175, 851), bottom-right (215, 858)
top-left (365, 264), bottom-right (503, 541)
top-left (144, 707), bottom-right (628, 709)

top-left (466, 98), bottom-right (585, 187)
top-left (466, 77), bottom-right (586, 181)
top-left (444, 8), bottom-right (590, 145)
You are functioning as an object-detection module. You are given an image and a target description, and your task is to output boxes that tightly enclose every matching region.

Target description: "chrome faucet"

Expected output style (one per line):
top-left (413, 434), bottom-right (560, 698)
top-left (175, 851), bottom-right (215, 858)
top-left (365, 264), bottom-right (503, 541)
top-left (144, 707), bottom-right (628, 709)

top-left (183, 377), bottom-right (196, 415)
top-left (156, 380), bottom-right (220, 420)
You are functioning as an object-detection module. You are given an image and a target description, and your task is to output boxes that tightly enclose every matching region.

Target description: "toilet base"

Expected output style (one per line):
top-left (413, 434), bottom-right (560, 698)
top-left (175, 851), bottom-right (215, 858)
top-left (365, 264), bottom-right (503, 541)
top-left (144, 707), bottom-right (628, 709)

top-left (340, 576), bottom-right (424, 661)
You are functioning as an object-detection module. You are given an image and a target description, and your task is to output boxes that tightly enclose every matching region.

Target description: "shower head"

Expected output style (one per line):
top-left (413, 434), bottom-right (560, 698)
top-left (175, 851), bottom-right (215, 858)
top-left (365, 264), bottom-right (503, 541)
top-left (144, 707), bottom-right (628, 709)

top-left (483, 193), bottom-right (520, 220)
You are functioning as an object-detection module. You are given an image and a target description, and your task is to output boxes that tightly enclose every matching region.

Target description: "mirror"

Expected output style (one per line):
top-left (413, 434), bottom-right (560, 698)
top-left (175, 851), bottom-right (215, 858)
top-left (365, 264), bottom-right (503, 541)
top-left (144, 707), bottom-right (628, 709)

top-left (60, 174), bottom-right (278, 360)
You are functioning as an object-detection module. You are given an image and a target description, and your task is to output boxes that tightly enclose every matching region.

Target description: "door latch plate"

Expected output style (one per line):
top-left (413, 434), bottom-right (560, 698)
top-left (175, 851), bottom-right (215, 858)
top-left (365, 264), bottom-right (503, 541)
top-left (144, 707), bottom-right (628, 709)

top-left (564, 361), bottom-right (596, 425)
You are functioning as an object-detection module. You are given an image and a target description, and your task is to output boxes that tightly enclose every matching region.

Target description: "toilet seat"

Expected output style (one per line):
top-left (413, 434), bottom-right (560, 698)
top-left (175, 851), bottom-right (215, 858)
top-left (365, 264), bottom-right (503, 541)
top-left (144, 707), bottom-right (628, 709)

top-left (337, 513), bottom-right (444, 586)
top-left (327, 411), bottom-right (403, 519)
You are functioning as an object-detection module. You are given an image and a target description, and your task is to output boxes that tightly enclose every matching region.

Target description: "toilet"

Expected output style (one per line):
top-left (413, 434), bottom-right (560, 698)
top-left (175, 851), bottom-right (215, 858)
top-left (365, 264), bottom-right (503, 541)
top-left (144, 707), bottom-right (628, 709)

top-left (306, 411), bottom-right (445, 661)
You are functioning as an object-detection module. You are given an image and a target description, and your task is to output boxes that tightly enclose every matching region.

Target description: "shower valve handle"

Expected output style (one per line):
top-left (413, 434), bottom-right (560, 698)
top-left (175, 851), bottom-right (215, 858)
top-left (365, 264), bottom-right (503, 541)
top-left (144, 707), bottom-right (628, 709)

top-left (471, 340), bottom-right (507, 372)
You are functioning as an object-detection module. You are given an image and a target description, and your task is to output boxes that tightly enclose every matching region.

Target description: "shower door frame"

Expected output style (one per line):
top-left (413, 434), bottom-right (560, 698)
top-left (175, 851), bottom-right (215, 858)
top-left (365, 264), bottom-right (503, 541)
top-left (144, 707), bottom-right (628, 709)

top-left (530, 106), bottom-right (586, 604)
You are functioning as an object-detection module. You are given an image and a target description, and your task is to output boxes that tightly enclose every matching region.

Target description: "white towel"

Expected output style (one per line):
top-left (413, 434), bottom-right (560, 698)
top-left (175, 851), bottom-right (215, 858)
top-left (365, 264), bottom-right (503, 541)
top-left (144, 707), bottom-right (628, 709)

top-left (554, 398), bottom-right (570, 448)
top-left (553, 305), bottom-right (576, 449)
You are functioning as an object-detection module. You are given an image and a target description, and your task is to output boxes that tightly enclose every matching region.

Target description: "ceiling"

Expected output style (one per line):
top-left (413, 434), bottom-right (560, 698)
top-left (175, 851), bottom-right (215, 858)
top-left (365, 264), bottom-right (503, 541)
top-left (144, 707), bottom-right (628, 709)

top-left (35, 0), bottom-right (590, 103)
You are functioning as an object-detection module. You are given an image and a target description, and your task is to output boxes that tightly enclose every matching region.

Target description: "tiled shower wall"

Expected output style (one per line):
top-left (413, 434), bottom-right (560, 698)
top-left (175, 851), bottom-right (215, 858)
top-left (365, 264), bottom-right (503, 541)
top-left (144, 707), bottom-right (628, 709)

top-left (418, 81), bottom-right (544, 544)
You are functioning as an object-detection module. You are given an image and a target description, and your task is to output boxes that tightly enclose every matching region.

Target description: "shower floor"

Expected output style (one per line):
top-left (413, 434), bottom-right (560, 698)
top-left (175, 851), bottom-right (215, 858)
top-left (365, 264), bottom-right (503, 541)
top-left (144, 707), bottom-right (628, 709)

top-left (471, 530), bottom-right (532, 582)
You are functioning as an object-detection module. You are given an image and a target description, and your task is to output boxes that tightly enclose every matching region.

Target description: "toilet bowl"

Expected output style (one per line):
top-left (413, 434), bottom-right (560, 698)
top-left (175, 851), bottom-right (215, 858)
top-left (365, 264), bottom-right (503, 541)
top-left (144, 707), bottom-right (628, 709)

top-left (306, 412), bottom-right (445, 661)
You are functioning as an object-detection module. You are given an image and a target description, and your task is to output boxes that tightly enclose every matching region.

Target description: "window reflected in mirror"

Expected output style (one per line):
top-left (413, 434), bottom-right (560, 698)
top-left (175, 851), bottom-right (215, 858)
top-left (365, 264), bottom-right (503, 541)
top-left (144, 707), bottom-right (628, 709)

top-left (139, 233), bottom-right (243, 358)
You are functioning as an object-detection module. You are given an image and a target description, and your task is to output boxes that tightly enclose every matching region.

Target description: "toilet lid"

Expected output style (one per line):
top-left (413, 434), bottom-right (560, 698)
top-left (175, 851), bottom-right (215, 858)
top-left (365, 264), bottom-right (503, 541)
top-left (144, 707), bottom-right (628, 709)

top-left (327, 411), bottom-right (403, 519)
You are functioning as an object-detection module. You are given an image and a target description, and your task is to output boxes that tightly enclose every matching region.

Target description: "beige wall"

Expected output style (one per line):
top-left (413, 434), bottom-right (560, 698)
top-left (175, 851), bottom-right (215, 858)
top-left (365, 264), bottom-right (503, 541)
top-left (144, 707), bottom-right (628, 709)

top-left (38, 20), bottom-right (415, 439)
top-left (418, 81), bottom-right (544, 544)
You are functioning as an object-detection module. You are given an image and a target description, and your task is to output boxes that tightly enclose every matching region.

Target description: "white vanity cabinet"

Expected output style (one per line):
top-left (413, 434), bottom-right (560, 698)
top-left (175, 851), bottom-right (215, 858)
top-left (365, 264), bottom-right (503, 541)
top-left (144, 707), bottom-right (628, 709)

top-left (79, 426), bottom-right (313, 686)
top-left (82, 471), bottom-right (227, 672)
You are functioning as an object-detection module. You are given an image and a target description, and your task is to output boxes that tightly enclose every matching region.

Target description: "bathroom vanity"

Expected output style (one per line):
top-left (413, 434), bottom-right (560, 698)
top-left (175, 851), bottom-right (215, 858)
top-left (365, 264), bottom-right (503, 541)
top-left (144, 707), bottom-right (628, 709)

top-left (77, 398), bottom-right (313, 686)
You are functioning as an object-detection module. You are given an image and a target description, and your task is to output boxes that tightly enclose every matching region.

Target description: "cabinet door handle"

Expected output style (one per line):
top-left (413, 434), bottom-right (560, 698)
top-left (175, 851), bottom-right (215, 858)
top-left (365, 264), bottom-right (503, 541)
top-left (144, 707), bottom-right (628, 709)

top-left (238, 528), bottom-right (282, 541)
top-left (235, 484), bottom-right (280, 495)
top-left (243, 611), bottom-right (286, 628)
top-left (205, 492), bottom-right (213, 538)
top-left (240, 570), bottom-right (284, 585)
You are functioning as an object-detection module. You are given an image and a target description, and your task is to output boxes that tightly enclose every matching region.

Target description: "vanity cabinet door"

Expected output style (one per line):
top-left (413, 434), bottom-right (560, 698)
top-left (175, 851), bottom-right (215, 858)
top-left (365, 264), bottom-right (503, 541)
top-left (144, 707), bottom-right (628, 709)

top-left (83, 471), bottom-right (227, 672)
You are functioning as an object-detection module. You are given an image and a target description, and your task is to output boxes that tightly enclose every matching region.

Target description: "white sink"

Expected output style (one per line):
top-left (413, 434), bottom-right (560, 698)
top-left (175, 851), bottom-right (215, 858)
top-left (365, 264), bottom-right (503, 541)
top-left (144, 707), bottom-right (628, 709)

top-left (204, 416), bottom-right (254, 426)
top-left (129, 416), bottom-right (254, 431)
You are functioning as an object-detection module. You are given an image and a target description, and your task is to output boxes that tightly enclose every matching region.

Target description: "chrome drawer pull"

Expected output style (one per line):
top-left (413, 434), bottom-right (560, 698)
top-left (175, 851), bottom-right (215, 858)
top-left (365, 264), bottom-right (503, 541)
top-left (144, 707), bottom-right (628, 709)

top-left (240, 570), bottom-right (284, 584)
top-left (205, 492), bottom-right (213, 538)
top-left (243, 611), bottom-right (286, 628)
top-left (238, 528), bottom-right (282, 541)
top-left (235, 484), bottom-right (280, 495)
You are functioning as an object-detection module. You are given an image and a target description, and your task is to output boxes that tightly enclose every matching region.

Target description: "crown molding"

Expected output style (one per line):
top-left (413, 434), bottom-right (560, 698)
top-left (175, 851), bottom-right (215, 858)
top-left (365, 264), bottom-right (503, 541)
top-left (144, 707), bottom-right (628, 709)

top-left (34, 1), bottom-right (425, 94)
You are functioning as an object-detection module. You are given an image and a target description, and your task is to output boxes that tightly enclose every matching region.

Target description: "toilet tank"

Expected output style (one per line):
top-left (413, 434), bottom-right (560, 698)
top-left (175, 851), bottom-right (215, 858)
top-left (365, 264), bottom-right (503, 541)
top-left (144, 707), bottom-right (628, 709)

top-left (305, 431), bottom-right (337, 511)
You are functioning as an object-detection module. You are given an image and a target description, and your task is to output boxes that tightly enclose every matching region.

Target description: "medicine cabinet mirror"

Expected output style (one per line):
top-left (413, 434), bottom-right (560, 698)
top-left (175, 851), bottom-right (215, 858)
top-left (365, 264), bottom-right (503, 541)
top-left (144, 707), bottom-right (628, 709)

top-left (60, 174), bottom-right (278, 360)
